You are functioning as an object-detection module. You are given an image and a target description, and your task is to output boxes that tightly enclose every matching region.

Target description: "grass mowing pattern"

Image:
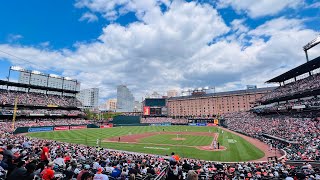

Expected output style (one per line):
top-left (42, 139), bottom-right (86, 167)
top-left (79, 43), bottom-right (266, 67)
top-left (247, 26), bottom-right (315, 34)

top-left (27, 126), bottom-right (264, 162)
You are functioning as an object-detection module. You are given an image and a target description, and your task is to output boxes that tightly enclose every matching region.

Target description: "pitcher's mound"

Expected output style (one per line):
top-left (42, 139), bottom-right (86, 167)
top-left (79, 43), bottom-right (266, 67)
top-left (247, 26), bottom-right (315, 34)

top-left (172, 138), bottom-right (186, 141)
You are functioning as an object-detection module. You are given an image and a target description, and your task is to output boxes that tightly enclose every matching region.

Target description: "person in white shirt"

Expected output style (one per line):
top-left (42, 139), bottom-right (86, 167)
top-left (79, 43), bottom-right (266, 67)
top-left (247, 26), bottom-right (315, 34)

top-left (105, 163), bottom-right (114, 174)
top-left (141, 166), bottom-right (147, 175)
top-left (53, 154), bottom-right (66, 168)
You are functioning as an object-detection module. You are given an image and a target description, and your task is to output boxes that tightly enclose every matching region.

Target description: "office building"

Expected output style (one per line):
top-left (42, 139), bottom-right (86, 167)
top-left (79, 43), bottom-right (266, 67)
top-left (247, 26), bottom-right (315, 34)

top-left (134, 101), bottom-right (142, 112)
top-left (77, 88), bottom-right (99, 109)
top-left (116, 85), bottom-right (134, 112)
top-left (106, 99), bottom-right (117, 111)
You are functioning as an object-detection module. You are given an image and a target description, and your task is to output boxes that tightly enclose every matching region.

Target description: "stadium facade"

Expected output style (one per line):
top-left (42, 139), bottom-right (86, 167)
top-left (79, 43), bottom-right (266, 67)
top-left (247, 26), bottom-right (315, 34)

top-left (167, 87), bottom-right (275, 117)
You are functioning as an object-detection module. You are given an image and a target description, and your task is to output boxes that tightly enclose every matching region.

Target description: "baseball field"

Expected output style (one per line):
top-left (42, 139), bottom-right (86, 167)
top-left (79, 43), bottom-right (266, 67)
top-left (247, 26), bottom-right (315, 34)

top-left (27, 126), bottom-right (266, 162)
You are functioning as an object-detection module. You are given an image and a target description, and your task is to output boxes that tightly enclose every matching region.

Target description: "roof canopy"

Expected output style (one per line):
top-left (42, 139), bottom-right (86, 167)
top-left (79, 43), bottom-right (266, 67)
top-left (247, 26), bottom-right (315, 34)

top-left (266, 56), bottom-right (320, 83)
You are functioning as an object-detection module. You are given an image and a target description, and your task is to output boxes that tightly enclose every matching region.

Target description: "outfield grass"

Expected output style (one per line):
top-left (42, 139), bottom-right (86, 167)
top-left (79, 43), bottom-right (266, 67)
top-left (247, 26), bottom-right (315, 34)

top-left (27, 126), bottom-right (264, 162)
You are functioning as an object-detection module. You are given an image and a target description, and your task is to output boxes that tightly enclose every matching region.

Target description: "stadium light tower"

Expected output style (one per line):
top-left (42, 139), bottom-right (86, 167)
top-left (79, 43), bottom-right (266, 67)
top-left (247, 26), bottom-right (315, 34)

top-left (303, 34), bottom-right (320, 62)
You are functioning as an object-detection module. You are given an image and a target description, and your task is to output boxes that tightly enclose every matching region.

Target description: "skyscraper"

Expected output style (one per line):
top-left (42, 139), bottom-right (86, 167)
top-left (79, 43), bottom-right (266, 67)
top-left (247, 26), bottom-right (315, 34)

top-left (77, 88), bottom-right (99, 109)
top-left (116, 85), bottom-right (134, 112)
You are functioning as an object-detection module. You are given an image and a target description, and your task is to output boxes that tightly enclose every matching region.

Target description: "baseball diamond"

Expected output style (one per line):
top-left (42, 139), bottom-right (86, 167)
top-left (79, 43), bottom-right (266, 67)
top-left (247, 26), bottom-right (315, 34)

top-left (27, 126), bottom-right (282, 162)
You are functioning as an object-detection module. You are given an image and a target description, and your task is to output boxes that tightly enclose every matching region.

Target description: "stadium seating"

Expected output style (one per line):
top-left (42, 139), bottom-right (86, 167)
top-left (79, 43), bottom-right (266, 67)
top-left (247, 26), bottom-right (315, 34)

top-left (141, 117), bottom-right (188, 124)
top-left (0, 89), bottom-right (82, 107)
top-left (224, 112), bottom-right (320, 161)
top-left (260, 73), bottom-right (320, 102)
top-left (0, 109), bottom-right (85, 116)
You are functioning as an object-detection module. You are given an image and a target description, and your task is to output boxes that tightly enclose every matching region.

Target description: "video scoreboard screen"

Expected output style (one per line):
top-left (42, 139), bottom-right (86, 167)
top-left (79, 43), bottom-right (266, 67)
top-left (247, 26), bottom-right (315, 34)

top-left (144, 98), bottom-right (166, 107)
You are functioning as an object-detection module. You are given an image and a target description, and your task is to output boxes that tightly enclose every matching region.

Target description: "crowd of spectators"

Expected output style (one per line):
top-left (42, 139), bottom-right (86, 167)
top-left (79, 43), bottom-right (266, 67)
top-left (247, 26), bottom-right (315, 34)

top-left (0, 90), bottom-right (82, 107)
top-left (260, 73), bottom-right (320, 102)
top-left (253, 96), bottom-right (320, 113)
top-left (0, 119), bottom-right (91, 132)
top-left (0, 124), bottom-right (319, 180)
top-left (0, 109), bottom-right (85, 116)
top-left (224, 112), bottom-right (320, 161)
top-left (141, 117), bottom-right (188, 124)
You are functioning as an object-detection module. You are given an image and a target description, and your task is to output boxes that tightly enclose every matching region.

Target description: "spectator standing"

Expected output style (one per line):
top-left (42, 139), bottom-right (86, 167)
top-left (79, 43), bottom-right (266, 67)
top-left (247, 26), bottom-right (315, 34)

top-left (40, 143), bottom-right (50, 165)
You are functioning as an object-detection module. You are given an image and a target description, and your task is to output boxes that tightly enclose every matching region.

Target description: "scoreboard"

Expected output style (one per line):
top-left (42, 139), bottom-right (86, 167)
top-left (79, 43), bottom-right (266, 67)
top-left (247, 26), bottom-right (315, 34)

top-left (143, 98), bottom-right (167, 117)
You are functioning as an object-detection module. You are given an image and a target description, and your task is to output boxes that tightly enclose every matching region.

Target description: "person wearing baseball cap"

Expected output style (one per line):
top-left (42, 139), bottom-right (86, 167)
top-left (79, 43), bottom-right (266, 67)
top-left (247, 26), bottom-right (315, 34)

top-left (93, 167), bottom-right (109, 180)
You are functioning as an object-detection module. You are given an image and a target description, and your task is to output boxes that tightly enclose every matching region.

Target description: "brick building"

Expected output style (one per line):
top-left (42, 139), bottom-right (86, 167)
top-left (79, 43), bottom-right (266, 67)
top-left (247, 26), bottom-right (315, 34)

top-left (167, 87), bottom-right (275, 117)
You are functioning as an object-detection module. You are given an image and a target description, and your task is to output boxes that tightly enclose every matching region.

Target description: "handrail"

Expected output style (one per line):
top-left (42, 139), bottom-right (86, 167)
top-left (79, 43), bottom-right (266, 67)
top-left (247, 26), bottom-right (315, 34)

top-left (154, 165), bottom-right (168, 180)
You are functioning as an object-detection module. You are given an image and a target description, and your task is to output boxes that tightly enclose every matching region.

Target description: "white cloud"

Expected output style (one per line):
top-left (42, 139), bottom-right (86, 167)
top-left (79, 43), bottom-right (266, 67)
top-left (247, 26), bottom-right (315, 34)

top-left (75, 0), bottom-right (170, 21)
top-left (79, 12), bottom-right (98, 22)
top-left (217, 0), bottom-right (303, 18)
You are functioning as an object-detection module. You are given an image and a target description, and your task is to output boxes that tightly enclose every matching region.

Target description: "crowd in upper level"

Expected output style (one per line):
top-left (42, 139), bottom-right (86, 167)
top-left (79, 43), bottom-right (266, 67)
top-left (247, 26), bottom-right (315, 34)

top-left (140, 117), bottom-right (188, 124)
top-left (0, 90), bottom-right (82, 107)
top-left (260, 73), bottom-right (320, 102)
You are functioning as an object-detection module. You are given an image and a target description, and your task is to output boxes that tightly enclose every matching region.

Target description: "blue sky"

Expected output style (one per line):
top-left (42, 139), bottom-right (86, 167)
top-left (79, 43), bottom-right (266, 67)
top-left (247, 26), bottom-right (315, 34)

top-left (0, 0), bottom-right (319, 102)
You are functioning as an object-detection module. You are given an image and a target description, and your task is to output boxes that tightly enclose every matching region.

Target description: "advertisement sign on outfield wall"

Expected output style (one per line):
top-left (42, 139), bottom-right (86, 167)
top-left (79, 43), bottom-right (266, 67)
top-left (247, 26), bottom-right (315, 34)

top-left (28, 127), bottom-right (53, 133)
top-left (207, 123), bottom-right (217, 126)
top-left (54, 126), bottom-right (69, 131)
top-left (150, 123), bottom-right (171, 126)
top-left (100, 124), bottom-right (113, 128)
top-left (196, 123), bottom-right (207, 126)
top-left (188, 123), bottom-right (207, 126)
top-left (70, 126), bottom-right (87, 130)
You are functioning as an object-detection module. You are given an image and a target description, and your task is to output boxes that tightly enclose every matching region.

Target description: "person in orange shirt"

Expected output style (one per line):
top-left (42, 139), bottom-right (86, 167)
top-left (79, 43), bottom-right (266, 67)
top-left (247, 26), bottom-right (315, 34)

top-left (41, 162), bottom-right (55, 180)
